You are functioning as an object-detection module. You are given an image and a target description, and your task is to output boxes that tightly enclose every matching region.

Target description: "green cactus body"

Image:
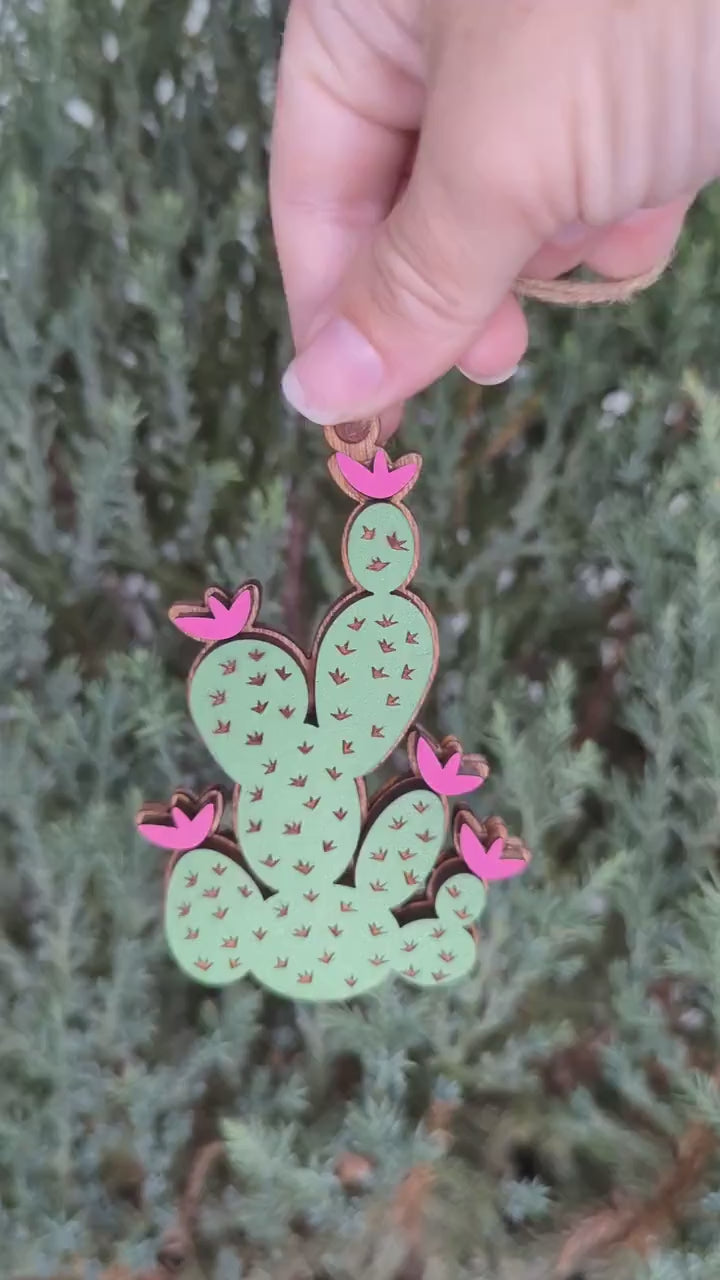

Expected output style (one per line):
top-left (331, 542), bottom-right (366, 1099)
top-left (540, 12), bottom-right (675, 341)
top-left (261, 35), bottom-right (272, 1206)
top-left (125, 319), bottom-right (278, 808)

top-left (139, 442), bottom-right (530, 1003)
top-left (188, 636), bottom-right (362, 891)
top-left (245, 785), bottom-right (449, 1001)
top-left (393, 873), bottom-right (487, 989)
top-left (315, 502), bottom-right (437, 777)
top-left (232, 740), bottom-right (361, 895)
top-left (164, 847), bottom-right (263, 987)
top-left (188, 634), bottom-right (308, 779)
top-left (354, 787), bottom-right (448, 908)
top-left (249, 885), bottom-right (399, 1001)
top-left (161, 787), bottom-right (459, 1001)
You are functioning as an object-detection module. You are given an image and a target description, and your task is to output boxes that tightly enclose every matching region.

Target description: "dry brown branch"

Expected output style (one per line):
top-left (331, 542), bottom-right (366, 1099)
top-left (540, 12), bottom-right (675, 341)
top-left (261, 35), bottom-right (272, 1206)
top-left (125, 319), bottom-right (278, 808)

top-left (155, 1139), bottom-right (226, 1274)
top-left (555, 1113), bottom-right (717, 1276)
top-left (391, 1165), bottom-right (436, 1246)
top-left (389, 1098), bottom-right (458, 1253)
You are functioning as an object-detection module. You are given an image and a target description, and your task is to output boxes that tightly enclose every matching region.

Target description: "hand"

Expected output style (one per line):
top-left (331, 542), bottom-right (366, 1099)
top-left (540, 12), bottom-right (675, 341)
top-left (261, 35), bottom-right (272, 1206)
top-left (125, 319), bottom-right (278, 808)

top-left (270, 0), bottom-right (718, 436)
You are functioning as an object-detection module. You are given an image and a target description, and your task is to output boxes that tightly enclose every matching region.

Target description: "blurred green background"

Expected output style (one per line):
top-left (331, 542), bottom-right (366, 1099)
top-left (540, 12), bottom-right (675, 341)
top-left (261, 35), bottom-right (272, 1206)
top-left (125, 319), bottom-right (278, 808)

top-left (3, 3), bottom-right (720, 1278)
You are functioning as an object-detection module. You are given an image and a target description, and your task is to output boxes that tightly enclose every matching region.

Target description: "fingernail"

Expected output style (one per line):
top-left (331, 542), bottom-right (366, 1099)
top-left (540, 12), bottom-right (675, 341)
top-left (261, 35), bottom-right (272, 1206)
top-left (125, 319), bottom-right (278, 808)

top-left (457, 364), bottom-right (518, 387)
top-left (281, 316), bottom-right (385, 426)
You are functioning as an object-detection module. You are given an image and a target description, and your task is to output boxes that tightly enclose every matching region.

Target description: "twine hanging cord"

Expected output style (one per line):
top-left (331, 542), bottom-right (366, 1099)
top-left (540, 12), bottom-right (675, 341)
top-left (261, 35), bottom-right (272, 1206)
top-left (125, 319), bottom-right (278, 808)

top-left (515, 251), bottom-right (671, 304)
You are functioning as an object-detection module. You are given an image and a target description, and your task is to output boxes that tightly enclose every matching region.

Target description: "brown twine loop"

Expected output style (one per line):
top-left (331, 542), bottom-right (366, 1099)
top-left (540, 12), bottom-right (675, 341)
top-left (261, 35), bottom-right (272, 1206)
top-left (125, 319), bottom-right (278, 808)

top-left (323, 251), bottom-right (672, 454)
top-left (515, 252), bottom-right (672, 306)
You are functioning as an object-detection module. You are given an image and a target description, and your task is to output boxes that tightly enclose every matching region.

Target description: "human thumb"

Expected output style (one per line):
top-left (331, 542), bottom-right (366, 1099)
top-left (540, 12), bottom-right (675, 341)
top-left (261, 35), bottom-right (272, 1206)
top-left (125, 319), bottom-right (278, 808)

top-left (280, 121), bottom-right (543, 427)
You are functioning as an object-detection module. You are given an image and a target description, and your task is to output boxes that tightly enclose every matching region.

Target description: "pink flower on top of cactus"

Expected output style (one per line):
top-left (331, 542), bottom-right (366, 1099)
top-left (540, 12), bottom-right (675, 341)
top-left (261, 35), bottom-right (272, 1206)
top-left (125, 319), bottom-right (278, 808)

top-left (138, 801), bottom-right (218, 852)
top-left (335, 450), bottom-right (419, 500)
top-left (416, 735), bottom-right (485, 797)
top-left (458, 823), bottom-right (528, 883)
top-left (171, 586), bottom-right (255, 642)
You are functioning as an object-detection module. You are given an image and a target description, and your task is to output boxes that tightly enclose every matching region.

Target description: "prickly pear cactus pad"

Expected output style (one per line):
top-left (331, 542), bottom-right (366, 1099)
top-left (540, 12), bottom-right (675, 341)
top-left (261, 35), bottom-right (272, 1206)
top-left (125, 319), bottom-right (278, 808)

top-left (136, 418), bottom-right (531, 1002)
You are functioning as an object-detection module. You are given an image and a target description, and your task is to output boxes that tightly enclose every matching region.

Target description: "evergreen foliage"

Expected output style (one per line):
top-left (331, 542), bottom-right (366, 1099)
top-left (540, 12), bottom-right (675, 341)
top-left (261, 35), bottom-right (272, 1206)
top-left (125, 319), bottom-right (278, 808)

top-left (3, 1), bottom-right (720, 1276)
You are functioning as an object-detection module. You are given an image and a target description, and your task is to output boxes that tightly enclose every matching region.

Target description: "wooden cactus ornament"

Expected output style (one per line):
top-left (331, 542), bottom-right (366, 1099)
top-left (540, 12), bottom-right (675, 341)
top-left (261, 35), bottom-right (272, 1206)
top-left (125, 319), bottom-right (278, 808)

top-left (136, 417), bottom-right (530, 1001)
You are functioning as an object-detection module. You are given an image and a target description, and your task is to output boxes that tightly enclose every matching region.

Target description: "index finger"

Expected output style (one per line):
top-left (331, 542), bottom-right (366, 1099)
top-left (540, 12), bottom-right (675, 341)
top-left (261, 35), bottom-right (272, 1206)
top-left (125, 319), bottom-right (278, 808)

top-left (269, 0), bottom-right (422, 349)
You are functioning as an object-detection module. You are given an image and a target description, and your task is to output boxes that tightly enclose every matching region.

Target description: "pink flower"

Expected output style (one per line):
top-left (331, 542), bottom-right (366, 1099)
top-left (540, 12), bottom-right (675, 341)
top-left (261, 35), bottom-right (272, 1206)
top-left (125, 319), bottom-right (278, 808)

top-left (416, 735), bottom-right (485, 796)
top-left (171, 586), bottom-right (255, 642)
top-left (458, 823), bottom-right (528, 882)
top-left (335, 449), bottom-right (419, 500)
top-left (138, 800), bottom-right (219, 851)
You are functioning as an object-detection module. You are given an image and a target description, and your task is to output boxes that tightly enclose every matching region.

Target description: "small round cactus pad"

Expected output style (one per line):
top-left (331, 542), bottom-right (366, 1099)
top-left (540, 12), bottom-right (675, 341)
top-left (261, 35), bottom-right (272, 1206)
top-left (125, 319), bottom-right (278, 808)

top-left (136, 420), bottom-right (530, 1002)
